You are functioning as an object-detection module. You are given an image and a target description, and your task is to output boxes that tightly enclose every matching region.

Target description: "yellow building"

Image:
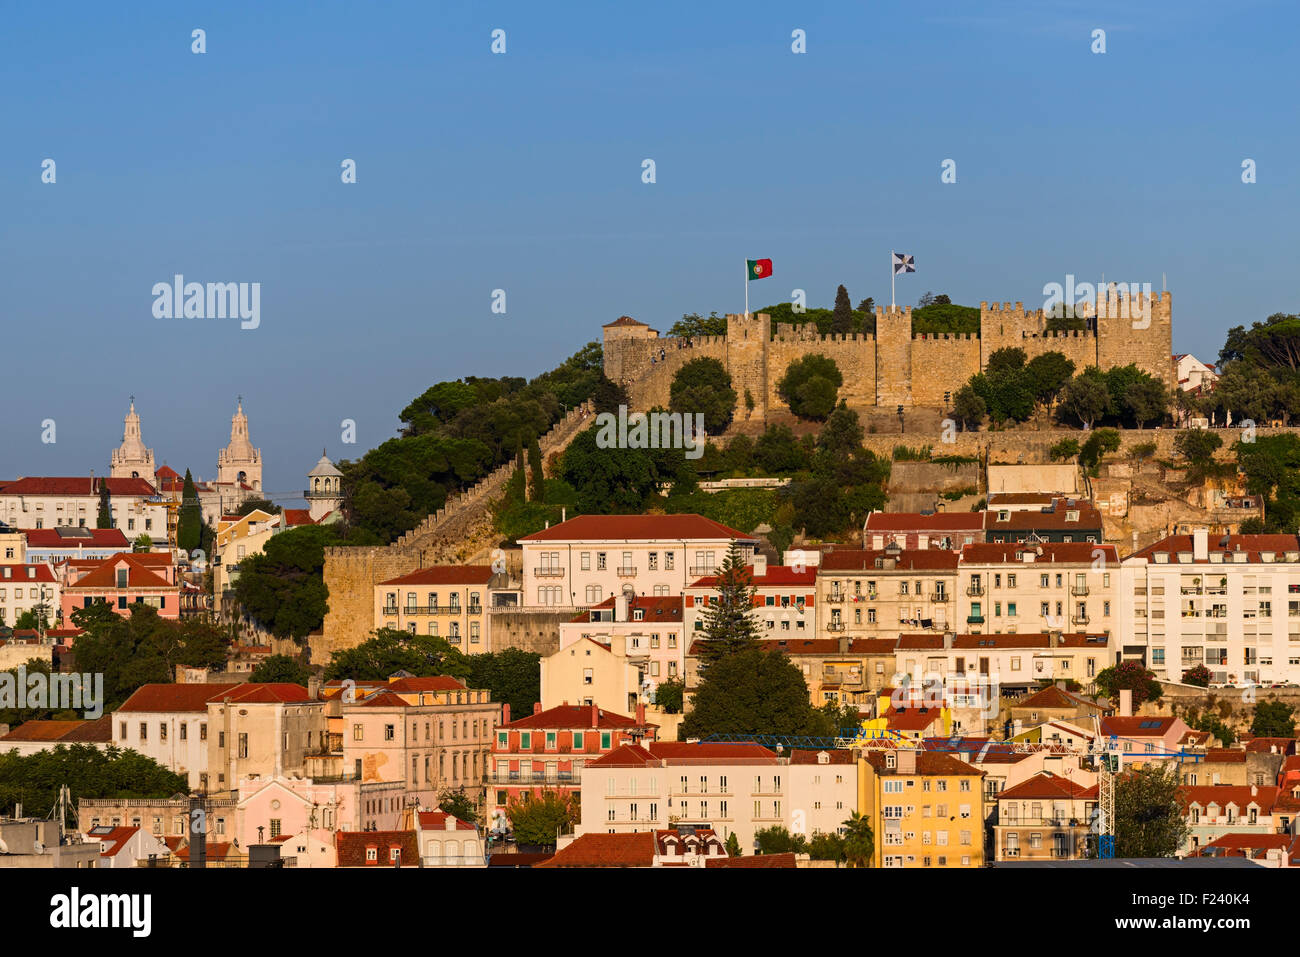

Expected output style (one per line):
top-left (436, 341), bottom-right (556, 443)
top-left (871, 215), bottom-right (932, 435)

top-left (858, 749), bottom-right (986, 868)
top-left (375, 566), bottom-right (494, 651)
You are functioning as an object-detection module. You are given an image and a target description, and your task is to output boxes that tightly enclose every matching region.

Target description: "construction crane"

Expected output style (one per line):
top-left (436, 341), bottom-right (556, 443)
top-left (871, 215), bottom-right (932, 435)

top-left (702, 718), bottom-right (1204, 860)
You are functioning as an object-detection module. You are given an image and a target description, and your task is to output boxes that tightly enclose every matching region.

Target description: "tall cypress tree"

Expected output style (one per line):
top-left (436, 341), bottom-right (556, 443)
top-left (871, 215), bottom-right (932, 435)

top-left (95, 481), bottom-right (113, 529)
top-left (831, 284), bottom-right (854, 335)
top-left (528, 438), bottom-right (544, 504)
top-left (177, 469), bottom-right (202, 553)
top-left (695, 543), bottom-right (760, 667)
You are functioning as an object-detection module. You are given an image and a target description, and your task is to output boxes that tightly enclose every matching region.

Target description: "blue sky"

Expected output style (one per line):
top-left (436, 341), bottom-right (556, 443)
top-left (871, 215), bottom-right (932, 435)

top-left (1, 0), bottom-right (1294, 502)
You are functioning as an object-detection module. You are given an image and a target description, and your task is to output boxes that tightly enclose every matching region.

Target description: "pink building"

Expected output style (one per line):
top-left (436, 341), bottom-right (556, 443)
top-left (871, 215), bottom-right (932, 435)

top-left (61, 552), bottom-right (180, 621)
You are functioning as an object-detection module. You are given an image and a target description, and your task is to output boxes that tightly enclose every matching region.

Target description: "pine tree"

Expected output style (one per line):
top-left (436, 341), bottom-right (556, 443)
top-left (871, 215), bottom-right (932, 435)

top-left (177, 469), bottom-right (202, 553)
top-left (831, 284), bottom-right (854, 335)
top-left (95, 481), bottom-right (112, 529)
top-left (528, 438), bottom-right (544, 503)
top-left (695, 544), bottom-right (760, 667)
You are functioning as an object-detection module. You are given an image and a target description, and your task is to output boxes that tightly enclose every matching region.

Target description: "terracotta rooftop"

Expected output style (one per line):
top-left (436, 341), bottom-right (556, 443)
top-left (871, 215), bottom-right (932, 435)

top-left (378, 565), bottom-right (496, 586)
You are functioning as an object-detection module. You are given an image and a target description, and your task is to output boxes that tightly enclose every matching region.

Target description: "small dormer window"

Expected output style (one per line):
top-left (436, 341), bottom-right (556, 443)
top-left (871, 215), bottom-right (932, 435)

top-left (998, 511), bottom-right (1010, 522)
top-left (1066, 510), bottom-right (1079, 522)
top-left (26, 567), bottom-right (35, 579)
top-left (633, 609), bottom-right (644, 621)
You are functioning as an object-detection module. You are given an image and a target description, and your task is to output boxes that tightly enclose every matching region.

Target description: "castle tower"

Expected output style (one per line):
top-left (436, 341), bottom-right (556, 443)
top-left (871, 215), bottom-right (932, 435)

top-left (217, 398), bottom-right (263, 491)
top-left (725, 312), bottom-right (771, 420)
top-left (1094, 286), bottom-right (1174, 390)
top-left (109, 398), bottom-right (157, 484)
top-left (874, 306), bottom-right (913, 408)
top-left (306, 450), bottom-right (344, 521)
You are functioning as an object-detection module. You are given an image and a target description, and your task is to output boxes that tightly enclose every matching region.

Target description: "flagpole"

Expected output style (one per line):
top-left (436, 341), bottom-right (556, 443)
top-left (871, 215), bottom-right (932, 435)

top-left (891, 249), bottom-right (896, 309)
top-left (744, 259), bottom-right (749, 318)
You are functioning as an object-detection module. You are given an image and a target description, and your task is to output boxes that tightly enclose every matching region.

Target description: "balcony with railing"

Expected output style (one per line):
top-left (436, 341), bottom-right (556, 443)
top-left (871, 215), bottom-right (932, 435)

top-left (826, 593), bottom-right (846, 603)
top-left (966, 583), bottom-right (985, 597)
top-left (533, 567), bottom-right (565, 578)
top-left (689, 565), bottom-right (716, 577)
top-left (1072, 614), bottom-right (1089, 625)
top-left (827, 621), bottom-right (846, 632)
top-left (616, 566), bottom-right (637, 577)
top-left (930, 591), bottom-right (949, 603)
top-left (1070, 584), bottom-right (1089, 597)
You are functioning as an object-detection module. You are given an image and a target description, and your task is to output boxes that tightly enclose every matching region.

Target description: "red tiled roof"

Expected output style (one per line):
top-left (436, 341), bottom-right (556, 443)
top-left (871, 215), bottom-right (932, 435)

top-left (357, 690), bottom-right (411, 708)
top-left (862, 750), bottom-right (985, 776)
top-left (378, 565), bottom-right (495, 586)
top-left (1204, 749), bottom-right (1248, 764)
top-left (335, 830), bottom-right (420, 867)
top-left (502, 704), bottom-right (643, 730)
top-left (1242, 737), bottom-right (1297, 754)
top-left (864, 514), bottom-right (983, 532)
top-left (386, 675), bottom-right (468, 693)
top-left (1100, 716), bottom-right (1179, 737)
top-left (883, 708), bottom-right (946, 731)
top-left (0, 477), bottom-right (157, 497)
top-left (1181, 785), bottom-right (1280, 812)
top-left (759, 638), bottom-right (898, 656)
top-left (19, 528), bottom-right (130, 548)
top-left (0, 564), bottom-right (56, 583)
top-left (586, 744), bottom-right (657, 767)
top-left (282, 509), bottom-right (314, 526)
top-left (519, 513), bottom-right (752, 543)
top-left (174, 842), bottom-right (238, 861)
top-left (1127, 534), bottom-right (1300, 564)
top-left (1, 720), bottom-right (89, 742)
top-left (66, 554), bottom-right (174, 591)
top-left (984, 499), bottom-right (1102, 531)
top-left (214, 683), bottom-right (311, 704)
top-left (1015, 685), bottom-right (1106, 711)
top-left (417, 811), bottom-right (476, 832)
top-left (534, 832), bottom-right (655, 867)
top-left (116, 683), bottom-right (242, 713)
top-left (820, 548), bottom-right (960, 572)
top-left (998, 771), bottom-right (1098, 800)
top-left (602, 315), bottom-right (649, 328)
top-left (789, 749), bottom-right (856, 765)
top-left (89, 826), bottom-right (141, 857)
top-left (582, 595), bottom-right (683, 619)
top-left (960, 542), bottom-right (1118, 564)
top-left (688, 565), bottom-right (816, 587)
top-left (647, 742), bottom-right (776, 762)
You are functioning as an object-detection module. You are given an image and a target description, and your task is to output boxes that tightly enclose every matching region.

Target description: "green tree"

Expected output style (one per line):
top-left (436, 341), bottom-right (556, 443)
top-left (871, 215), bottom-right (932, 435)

top-left (96, 481), bottom-right (112, 530)
top-left (132, 534), bottom-right (153, 552)
top-left (830, 284), bottom-right (854, 335)
top-left (681, 648), bottom-right (823, 738)
top-left (653, 677), bottom-right (684, 714)
top-left (324, 628), bottom-right (472, 683)
top-left (1173, 429), bottom-right (1223, 472)
top-left (506, 790), bottom-right (579, 847)
top-left (1123, 377), bottom-right (1170, 427)
top-left (0, 745), bottom-right (189, 820)
top-left (693, 544), bottom-right (760, 667)
top-left (778, 355), bottom-right (843, 420)
top-left (669, 357), bottom-right (737, 433)
top-left (560, 429), bottom-right (660, 514)
top-left (842, 810), bottom-right (875, 867)
top-left (753, 425), bottom-right (810, 474)
top-left (232, 524), bottom-right (343, 641)
top-left (1079, 428), bottom-right (1121, 474)
top-left (1251, 700), bottom-right (1296, 737)
top-left (14, 609), bottom-right (48, 631)
top-left (236, 498), bottom-right (280, 517)
top-left (249, 654), bottom-right (312, 685)
top-left (817, 404), bottom-right (865, 462)
top-left (177, 469), bottom-right (202, 552)
top-left (465, 648), bottom-right (543, 718)
top-left (724, 832), bottom-right (742, 857)
top-left (667, 312), bottom-right (728, 338)
top-left (1057, 370), bottom-right (1111, 429)
top-left (1049, 438), bottom-right (1080, 462)
top-left (808, 831), bottom-right (847, 863)
top-left (1111, 763), bottom-right (1190, 858)
top-left (754, 825), bottom-right (808, 855)
top-left (527, 438), bottom-right (544, 503)
top-left (1023, 351), bottom-right (1076, 404)
top-left (952, 385), bottom-right (986, 430)
top-left (1094, 660), bottom-right (1162, 708)
top-left (437, 786), bottom-right (479, 825)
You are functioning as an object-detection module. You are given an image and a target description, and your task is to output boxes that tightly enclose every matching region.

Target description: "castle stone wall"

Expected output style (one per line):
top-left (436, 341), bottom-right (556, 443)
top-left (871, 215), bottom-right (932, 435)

top-left (605, 291), bottom-right (1174, 419)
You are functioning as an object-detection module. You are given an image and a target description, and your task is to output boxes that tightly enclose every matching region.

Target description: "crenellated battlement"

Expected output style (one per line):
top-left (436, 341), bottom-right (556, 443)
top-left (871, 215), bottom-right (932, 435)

top-left (603, 290), bottom-right (1173, 419)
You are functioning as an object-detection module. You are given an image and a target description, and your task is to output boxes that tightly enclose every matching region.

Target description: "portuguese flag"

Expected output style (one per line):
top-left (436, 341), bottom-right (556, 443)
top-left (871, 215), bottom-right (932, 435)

top-left (746, 258), bottom-right (773, 280)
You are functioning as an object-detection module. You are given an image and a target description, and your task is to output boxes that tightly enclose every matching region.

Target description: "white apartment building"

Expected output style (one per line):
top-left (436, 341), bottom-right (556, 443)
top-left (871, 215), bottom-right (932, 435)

top-left (685, 553), bottom-right (817, 641)
top-left (1121, 531), bottom-right (1300, 686)
top-left (0, 563), bottom-right (60, 627)
top-left (0, 477), bottom-right (167, 539)
top-left (957, 542), bottom-right (1120, 638)
top-left (579, 741), bottom-right (789, 853)
top-left (518, 513), bottom-right (755, 609)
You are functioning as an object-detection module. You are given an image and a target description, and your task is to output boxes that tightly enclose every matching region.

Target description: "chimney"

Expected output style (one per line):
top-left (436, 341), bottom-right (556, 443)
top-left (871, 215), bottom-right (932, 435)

top-left (561, 507), bottom-right (567, 523)
top-left (590, 702), bottom-right (599, 728)
top-left (615, 593), bottom-right (629, 622)
top-left (943, 631), bottom-right (954, 650)
top-left (532, 701), bottom-right (542, 715)
top-left (307, 674), bottom-right (322, 699)
top-left (1119, 689), bottom-right (1132, 717)
top-left (502, 702), bottom-right (510, 724)
top-left (445, 816), bottom-right (456, 831)
top-left (752, 553), bottom-right (767, 577)
top-left (1193, 528), bottom-right (1208, 562)
top-left (636, 702), bottom-right (646, 725)
top-left (1251, 784), bottom-right (1258, 798)
top-left (839, 634), bottom-right (849, 654)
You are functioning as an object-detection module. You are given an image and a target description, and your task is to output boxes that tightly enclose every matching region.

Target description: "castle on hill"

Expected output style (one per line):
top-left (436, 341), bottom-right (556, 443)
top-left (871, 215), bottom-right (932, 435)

top-left (603, 288), bottom-right (1173, 421)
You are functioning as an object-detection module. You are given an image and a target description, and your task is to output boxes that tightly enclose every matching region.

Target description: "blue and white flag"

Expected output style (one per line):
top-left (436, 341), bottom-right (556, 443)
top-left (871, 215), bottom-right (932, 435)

top-left (893, 252), bottom-right (916, 274)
